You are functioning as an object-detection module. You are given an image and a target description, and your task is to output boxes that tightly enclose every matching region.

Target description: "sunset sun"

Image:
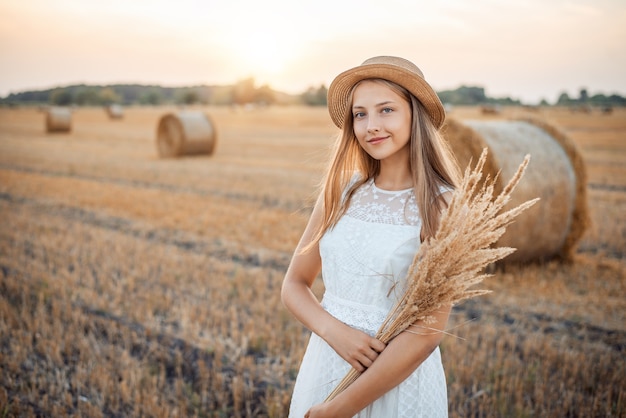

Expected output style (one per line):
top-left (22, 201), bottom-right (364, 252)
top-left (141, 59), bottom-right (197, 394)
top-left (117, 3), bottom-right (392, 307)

top-left (227, 29), bottom-right (296, 76)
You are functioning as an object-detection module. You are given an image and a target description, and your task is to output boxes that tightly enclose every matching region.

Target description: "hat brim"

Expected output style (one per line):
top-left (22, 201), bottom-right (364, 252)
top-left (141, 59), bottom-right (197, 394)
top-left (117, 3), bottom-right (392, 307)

top-left (327, 63), bottom-right (445, 129)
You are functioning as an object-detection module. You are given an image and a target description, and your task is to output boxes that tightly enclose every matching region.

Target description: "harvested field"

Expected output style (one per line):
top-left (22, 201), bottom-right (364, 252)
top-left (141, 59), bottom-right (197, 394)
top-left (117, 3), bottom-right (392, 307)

top-left (0, 105), bottom-right (624, 417)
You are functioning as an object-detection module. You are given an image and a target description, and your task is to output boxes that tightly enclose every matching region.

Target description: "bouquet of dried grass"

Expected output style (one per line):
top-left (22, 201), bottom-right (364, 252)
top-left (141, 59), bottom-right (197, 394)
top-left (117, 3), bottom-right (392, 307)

top-left (325, 148), bottom-right (539, 402)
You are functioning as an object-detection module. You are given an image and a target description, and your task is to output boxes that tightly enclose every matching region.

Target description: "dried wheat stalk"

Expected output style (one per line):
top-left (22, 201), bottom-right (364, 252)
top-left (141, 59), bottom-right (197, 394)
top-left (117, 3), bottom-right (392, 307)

top-left (325, 148), bottom-right (539, 402)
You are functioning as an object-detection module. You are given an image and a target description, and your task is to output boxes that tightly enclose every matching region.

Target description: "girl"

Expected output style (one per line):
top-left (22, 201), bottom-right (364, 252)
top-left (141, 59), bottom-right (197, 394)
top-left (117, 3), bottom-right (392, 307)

top-left (281, 56), bottom-right (461, 418)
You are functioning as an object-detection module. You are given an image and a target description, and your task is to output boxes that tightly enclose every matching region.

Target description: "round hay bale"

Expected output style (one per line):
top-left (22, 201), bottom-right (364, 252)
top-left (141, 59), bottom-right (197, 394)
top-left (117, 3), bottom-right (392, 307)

top-left (156, 111), bottom-right (217, 158)
top-left (106, 104), bottom-right (124, 119)
top-left (443, 117), bottom-right (589, 263)
top-left (480, 105), bottom-right (501, 115)
top-left (46, 106), bottom-right (72, 133)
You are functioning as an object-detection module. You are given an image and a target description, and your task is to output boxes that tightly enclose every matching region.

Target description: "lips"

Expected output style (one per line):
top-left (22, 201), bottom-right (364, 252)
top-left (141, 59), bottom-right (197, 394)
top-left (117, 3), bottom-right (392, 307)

top-left (367, 136), bottom-right (388, 145)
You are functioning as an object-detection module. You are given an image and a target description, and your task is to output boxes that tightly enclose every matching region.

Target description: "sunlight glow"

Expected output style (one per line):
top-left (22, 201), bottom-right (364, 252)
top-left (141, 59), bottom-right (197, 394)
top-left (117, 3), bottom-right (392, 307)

top-left (226, 28), bottom-right (297, 76)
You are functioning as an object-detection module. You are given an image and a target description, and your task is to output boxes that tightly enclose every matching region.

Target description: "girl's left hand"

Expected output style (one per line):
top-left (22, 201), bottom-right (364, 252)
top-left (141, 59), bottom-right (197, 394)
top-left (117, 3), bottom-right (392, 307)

top-left (304, 403), bottom-right (341, 418)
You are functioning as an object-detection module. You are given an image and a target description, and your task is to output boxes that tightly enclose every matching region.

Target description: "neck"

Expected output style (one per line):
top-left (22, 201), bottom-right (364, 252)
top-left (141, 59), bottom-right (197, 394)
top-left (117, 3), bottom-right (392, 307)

top-left (376, 158), bottom-right (412, 191)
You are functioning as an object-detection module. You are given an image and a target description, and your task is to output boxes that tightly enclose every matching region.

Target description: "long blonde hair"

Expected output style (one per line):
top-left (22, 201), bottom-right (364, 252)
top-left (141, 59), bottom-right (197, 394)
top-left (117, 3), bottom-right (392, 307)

top-left (311, 79), bottom-right (461, 247)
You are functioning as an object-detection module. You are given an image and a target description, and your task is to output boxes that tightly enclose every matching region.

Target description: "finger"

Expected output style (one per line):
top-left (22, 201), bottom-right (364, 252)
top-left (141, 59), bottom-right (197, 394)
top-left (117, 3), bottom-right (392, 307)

top-left (371, 339), bottom-right (386, 353)
top-left (351, 360), bottom-right (366, 373)
top-left (363, 348), bottom-right (379, 363)
top-left (361, 356), bottom-right (373, 368)
top-left (358, 352), bottom-right (377, 369)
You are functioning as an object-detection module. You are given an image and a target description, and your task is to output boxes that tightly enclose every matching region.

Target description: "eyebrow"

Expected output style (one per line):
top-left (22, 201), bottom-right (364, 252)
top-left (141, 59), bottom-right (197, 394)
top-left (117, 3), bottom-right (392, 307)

top-left (352, 100), bottom-right (395, 109)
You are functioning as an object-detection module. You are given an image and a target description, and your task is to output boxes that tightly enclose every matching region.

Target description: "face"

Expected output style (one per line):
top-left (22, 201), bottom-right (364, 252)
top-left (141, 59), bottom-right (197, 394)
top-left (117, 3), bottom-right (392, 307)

top-left (351, 80), bottom-right (412, 164)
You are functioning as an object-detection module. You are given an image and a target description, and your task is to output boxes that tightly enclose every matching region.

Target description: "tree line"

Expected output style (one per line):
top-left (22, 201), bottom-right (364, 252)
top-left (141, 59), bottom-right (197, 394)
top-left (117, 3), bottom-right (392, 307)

top-left (0, 80), bottom-right (279, 107)
top-left (1, 80), bottom-right (624, 108)
top-left (554, 88), bottom-right (625, 108)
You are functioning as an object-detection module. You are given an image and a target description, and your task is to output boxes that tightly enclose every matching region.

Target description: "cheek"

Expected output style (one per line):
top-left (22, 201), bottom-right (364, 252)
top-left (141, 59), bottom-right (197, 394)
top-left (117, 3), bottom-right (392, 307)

top-left (387, 118), bottom-right (409, 138)
top-left (396, 115), bottom-right (412, 140)
top-left (353, 120), bottom-right (367, 140)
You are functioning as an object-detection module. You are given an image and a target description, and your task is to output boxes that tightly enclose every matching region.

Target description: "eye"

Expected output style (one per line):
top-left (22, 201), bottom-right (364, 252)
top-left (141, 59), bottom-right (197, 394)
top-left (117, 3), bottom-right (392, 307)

top-left (353, 111), bottom-right (366, 119)
top-left (381, 107), bottom-right (393, 114)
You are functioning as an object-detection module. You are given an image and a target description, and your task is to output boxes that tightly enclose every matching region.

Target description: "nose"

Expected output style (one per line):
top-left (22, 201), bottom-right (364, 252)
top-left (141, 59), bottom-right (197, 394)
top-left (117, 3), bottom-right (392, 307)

top-left (367, 114), bottom-right (380, 133)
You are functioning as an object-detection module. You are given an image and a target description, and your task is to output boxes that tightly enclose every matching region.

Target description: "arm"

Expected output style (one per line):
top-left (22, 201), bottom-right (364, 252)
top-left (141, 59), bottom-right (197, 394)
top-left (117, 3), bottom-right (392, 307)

top-left (281, 195), bottom-right (386, 372)
top-left (306, 304), bottom-right (451, 418)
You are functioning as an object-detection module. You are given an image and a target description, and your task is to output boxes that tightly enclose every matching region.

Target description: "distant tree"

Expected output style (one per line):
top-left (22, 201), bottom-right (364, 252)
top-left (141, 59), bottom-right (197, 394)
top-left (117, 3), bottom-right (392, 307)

top-left (50, 89), bottom-right (73, 106)
top-left (301, 87), bottom-right (317, 105)
top-left (254, 84), bottom-right (275, 105)
top-left (209, 86), bottom-right (234, 106)
top-left (194, 86), bottom-right (213, 105)
top-left (139, 89), bottom-right (163, 105)
top-left (98, 88), bottom-right (122, 105)
top-left (74, 88), bottom-right (100, 105)
top-left (301, 84), bottom-right (328, 106)
top-left (556, 91), bottom-right (573, 106)
top-left (589, 93), bottom-right (626, 107)
top-left (9, 89), bottom-right (51, 104)
top-left (177, 89), bottom-right (199, 105)
top-left (461, 86), bottom-right (487, 103)
top-left (315, 84), bottom-right (328, 106)
top-left (233, 78), bottom-right (256, 105)
top-left (607, 94), bottom-right (626, 106)
top-left (539, 98), bottom-right (550, 106)
top-left (490, 96), bottom-right (521, 106)
top-left (579, 88), bottom-right (589, 103)
top-left (437, 85), bottom-right (487, 105)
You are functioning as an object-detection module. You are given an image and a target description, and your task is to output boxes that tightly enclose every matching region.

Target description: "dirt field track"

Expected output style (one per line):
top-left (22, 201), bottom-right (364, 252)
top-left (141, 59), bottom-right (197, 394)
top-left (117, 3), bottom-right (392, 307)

top-left (0, 105), bottom-right (624, 417)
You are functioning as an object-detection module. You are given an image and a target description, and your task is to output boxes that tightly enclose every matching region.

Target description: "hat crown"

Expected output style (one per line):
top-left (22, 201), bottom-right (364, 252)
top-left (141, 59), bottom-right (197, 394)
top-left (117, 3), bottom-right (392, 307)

top-left (360, 56), bottom-right (425, 80)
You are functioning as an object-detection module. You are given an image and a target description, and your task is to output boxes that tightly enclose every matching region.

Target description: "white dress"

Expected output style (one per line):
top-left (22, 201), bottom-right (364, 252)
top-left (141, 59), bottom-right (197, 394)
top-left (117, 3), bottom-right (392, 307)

top-left (288, 178), bottom-right (448, 418)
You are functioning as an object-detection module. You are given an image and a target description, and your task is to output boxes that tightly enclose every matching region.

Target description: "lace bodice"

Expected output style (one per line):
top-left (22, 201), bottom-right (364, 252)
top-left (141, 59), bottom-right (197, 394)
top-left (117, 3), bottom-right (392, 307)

top-left (347, 178), bottom-right (420, 226)
top-left (318, 178), bottom-right (422, 333)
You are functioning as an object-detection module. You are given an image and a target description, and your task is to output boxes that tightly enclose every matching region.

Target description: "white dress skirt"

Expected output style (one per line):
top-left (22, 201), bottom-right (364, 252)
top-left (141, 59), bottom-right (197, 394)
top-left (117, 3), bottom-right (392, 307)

top-left (288, 179), bottom-right (449, 418)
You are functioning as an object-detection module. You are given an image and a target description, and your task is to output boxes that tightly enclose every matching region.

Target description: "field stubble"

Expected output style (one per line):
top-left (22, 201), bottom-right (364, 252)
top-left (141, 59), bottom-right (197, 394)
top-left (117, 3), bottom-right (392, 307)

top-left (0, 105), bottom-right (624, 417)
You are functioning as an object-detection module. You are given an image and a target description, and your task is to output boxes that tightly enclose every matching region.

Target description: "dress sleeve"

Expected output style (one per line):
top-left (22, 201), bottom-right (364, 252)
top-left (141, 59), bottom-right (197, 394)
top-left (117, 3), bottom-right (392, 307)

top-left (437, 184), bottom-right (454, 196)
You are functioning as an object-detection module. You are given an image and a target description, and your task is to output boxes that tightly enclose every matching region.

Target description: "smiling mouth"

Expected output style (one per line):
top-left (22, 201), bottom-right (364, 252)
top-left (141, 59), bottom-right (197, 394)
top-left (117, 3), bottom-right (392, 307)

top-left (367, 136), bottom-right (388, 144)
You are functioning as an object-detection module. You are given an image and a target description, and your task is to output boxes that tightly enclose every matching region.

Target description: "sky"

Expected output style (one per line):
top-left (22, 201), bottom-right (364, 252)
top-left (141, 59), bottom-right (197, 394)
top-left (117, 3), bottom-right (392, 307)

top-left (1, 0), bottom-right (625, 104)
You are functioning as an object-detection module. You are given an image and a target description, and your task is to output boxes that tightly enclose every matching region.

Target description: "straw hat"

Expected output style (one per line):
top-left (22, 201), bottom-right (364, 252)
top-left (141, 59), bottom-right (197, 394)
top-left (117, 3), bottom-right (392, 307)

top-left (327, 56), bottom-right (445, 129)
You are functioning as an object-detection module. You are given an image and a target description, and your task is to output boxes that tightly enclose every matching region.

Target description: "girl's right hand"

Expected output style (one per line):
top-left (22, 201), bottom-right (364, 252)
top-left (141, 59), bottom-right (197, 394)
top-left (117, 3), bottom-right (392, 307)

top-left (323, 322), bottom-right (386, 372)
